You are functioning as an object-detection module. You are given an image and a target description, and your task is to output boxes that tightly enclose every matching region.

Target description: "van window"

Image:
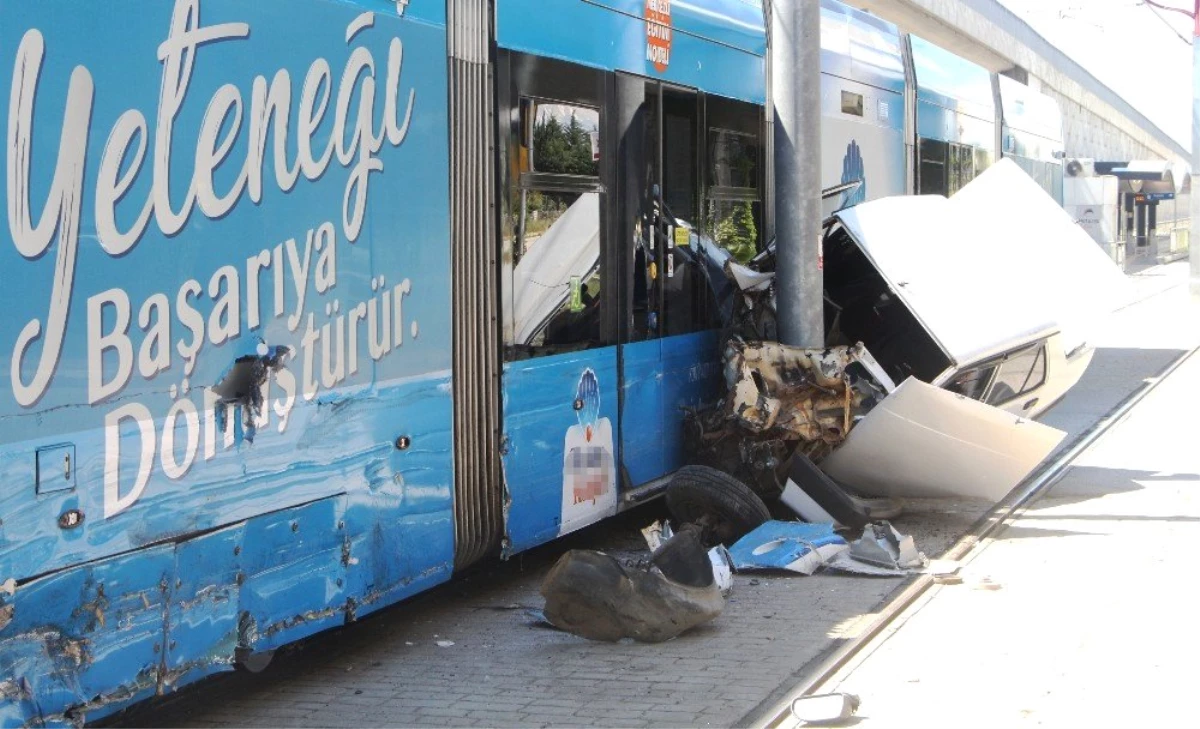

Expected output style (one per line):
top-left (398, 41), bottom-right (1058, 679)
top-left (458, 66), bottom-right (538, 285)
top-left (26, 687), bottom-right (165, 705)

top-left (986, 344), bottom-right (1046, 406)
top-left (946, 364), bottom-right (996, 401)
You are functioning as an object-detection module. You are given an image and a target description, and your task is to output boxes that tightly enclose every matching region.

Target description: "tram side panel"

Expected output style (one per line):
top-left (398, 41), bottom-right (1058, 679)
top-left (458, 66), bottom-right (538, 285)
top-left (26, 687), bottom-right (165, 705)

top-left (0, 1), bottom-right (455, 722)
top-left (819, 0), bottom-right (908, 213)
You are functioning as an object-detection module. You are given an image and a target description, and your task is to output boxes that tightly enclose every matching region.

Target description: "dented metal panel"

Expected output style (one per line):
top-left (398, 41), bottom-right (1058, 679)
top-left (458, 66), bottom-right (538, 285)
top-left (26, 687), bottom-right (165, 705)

top-left (820, 378), bottom-right (1066, 501)
top-left (1, 1), bottom-right (457, 723)
top-left (833, 195), bottom-right (1059, 371)
top-left (501, 351), bottom-right (621, 555)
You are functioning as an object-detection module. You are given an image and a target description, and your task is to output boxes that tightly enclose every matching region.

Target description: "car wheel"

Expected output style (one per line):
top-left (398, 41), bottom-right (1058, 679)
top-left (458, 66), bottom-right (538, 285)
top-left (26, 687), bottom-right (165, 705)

top-left (665, 465), bottom-right (771, 547)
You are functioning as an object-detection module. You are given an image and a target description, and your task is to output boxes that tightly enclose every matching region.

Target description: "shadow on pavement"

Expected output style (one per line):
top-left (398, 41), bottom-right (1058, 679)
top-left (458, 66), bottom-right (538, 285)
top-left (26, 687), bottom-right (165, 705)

top-left (991, 524), bottom-right (1104, 541)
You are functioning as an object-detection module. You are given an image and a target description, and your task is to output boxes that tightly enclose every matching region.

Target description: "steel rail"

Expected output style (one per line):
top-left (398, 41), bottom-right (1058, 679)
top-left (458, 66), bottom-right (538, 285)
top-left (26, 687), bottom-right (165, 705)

top-left (744, 342), bottom-right (1200, 729)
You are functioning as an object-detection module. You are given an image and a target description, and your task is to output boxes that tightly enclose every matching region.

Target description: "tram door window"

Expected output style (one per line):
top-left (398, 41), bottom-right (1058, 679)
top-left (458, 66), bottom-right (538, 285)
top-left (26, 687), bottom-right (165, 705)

top-left (918, 138), bottom-right (949, 196)
top-left (500, 54), bottom-right (613, 361)
top-left (918, 138), bottom-right (988, 196)
top-left (660, 89), bottom-right (716, 337)
top-left (706, 96), bottom-right (764, 265)
top-left (625, 82), bottom-right (725, 341)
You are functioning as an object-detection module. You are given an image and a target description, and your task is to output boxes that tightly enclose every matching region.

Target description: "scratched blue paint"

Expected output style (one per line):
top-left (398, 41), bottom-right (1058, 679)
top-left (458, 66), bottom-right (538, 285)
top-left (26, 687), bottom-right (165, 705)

top-left (166, 524), bottom-right (244, 691)
top-left (620, 338), bottom-right (666, 488)
top-left (501, 348), bottom-right (620, 555)
top-left (0, 544), bottom-right (176, 725)
top-left (659, 330), bottom-right (722, 473)
top-left (495, 0), bottom-right (767, 103)
top-left (619, 332), bottom-right (720, 488)
top-left (1, 0), bottom-right (456, 723)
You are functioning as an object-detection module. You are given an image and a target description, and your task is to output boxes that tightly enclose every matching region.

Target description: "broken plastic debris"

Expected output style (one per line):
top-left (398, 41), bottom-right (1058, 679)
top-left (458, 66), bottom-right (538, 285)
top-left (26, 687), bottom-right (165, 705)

top-left (825, 521), bottom-right (926, 576)
top-left (640, 519), bottom-right (676, 552)
top-left (851, 522), bottom-right (925, 569)
top-left (708, 545), bottom-right (734, 597)
top-left (791, 693), bottom-right (861, 725)
top-left (824, 552), bottom-right (908, 577)
top-left (727, 521), bottom-right (849, 576)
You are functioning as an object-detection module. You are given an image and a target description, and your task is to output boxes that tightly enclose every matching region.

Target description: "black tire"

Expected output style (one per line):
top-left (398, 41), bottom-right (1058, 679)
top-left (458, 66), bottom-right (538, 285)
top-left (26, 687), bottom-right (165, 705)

top-left (665, 466), bottom-right (771, 547)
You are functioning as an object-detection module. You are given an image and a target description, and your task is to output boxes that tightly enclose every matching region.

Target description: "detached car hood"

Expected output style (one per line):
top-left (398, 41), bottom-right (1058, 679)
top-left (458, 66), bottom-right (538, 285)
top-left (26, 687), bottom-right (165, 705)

top-left (820, 378), bottom-right (1065, 502)
top-left (833, 158), bottom-right (1132, 370)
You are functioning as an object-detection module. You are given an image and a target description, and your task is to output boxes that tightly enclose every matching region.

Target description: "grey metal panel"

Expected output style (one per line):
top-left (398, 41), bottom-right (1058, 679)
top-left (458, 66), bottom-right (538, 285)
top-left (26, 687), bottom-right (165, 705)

top-left (448, 0), bottom-right (503, 570)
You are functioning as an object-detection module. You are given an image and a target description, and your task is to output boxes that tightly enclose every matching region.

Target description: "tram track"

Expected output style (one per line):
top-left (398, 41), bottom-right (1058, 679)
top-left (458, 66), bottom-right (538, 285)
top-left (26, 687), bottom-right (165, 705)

top-left (743, 340), bottom-right (1200, 729)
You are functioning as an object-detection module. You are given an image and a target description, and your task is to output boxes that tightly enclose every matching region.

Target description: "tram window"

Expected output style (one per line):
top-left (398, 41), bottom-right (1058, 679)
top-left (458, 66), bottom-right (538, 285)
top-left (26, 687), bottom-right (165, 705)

top-left (705, 199), bottom-right (761, 264)
top-left (506, 95), bottom-right (606, 359)
top-left (974, 147), bottom-right (993, 178)
top-left (949, 143), bottom-right (974, 195)
top-left (918, 138), bottom-right (948, 196)
top-left (508, 190), bottom-right (603, 356)
top-left (530, 102), bottom-right (601, 176)
top-left (709, 129), bottom-right (758, 190)
top-left (841, 90), bottom-right (864, 117)
top-left (664, 108), bottom-right (697, 222)
top-left (705, 96), bottom-right (763, 263)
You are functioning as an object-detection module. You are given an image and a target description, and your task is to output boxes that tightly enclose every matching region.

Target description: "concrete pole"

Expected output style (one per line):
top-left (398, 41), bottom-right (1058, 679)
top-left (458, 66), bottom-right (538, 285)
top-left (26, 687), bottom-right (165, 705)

top-left (771, 0), bottom-right (824, 348)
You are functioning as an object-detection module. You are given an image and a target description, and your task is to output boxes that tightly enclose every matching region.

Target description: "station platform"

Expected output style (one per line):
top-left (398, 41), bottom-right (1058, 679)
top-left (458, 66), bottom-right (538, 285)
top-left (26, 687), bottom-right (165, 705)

top-left (783, 275), bottom-right (1200, 728)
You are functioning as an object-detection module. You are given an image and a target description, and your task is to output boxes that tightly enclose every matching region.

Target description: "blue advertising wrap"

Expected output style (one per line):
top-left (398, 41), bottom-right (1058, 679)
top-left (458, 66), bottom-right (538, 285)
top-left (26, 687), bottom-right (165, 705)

top-left (1, 0), bottom-right (455, 722)
top-left (496, 0), bottom-right (768, 104)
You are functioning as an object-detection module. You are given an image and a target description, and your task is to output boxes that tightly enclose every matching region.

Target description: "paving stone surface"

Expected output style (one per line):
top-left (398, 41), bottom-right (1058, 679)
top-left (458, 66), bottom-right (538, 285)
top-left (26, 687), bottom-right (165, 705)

top-left (106, 265), bottom-right (1194, 729)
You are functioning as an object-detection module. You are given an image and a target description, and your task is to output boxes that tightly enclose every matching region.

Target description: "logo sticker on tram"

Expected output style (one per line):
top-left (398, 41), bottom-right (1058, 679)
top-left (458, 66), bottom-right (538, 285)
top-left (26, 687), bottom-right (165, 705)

top-left (560, 369), bottom-right (616, 536)
top-left (645, 0), bottom-right (673, 73)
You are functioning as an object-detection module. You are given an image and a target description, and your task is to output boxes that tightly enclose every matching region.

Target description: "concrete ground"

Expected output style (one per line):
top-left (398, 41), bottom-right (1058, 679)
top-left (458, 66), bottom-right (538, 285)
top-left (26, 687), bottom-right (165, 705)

top-left (105, 264), bottom-right (1198, 729)
top-left (798, 295), bottom-right (1200, 728)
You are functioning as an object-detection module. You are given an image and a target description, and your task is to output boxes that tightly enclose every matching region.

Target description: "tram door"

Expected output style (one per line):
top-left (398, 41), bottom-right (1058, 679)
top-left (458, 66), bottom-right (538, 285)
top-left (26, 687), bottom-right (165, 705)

top-left (616, 76), bottom-right (722, 488)
top-left (498, 56), bottom-right (620, 554)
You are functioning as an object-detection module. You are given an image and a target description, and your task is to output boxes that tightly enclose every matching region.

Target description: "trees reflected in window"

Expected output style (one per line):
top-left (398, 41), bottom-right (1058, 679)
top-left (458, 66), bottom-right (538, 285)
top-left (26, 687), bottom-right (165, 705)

top-left (706, 199), bottom-right (761, 264)
top-left (507, 97), bottom-right (605, 359)
top-left (532, 104), bottom-right (600, 176)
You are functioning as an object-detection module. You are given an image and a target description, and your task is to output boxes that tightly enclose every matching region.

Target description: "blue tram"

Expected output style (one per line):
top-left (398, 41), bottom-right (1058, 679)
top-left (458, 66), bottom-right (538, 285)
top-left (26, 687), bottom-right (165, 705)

top-left (0, 1), bottom-right (1065, 723)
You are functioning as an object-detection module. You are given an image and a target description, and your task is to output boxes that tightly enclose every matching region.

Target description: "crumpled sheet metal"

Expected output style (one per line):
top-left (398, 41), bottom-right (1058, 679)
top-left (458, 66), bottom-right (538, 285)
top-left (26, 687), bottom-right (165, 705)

top-left (727, 521), bottom-right (850, 576)
top-left (824, 521), bottom-right (927, 576)
top-left (722, 340), bottom-right (889, 446)
top-left (540, 529), bottom-right (724, 643)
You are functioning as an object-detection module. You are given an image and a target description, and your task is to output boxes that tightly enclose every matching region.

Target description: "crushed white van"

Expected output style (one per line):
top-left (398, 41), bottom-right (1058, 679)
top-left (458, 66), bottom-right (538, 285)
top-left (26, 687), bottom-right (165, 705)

top-left (711, 159), bottom-right (1132, 508)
